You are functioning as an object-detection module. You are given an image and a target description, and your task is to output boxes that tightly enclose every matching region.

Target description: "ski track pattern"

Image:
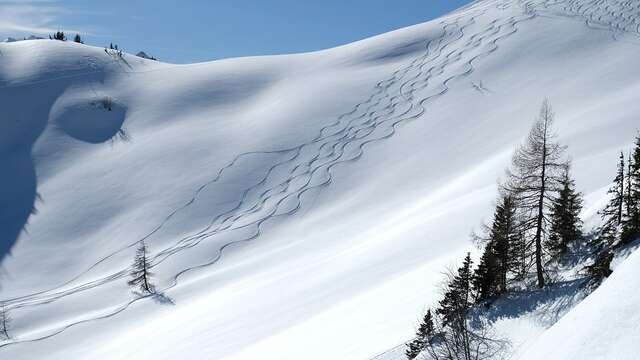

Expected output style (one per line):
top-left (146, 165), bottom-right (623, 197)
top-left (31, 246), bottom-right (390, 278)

top-left (366, 3), bottom-right (640, 358)
top-left (535, 0), bottom-right (640, 39)
top-left (1, 19), bottom-right (465, 307)
top-left (2, 0), bottom-right (632, 351)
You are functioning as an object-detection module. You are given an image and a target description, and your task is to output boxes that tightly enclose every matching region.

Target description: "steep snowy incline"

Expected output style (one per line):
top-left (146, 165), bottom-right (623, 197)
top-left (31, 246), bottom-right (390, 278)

top-left (519, 247), bottom-right (640, 360)
top-left (1, 0), bottom-right (640, 359)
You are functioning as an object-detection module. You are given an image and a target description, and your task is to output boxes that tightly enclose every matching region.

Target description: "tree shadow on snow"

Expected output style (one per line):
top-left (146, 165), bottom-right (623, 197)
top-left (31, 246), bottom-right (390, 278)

top-left (471, 277), bottom-right (588, 329)
top-left (0, 85), bottom-right (49, 267)
top-left (151, 292), bottom-right (176, 306)
top-left (132, 291), bottom-right (176, 306)
top-left (0, 73), bottom-right (126, 270)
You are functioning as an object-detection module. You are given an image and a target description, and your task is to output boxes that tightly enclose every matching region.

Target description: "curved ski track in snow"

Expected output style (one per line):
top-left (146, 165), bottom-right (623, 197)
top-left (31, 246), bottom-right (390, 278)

top-left (4, 0), bottom-right (632, 350)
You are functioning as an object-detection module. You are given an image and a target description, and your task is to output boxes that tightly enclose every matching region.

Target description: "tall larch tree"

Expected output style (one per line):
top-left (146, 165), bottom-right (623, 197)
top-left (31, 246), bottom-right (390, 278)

top-left (128, 241), bottom-right (156, 295)
top-left (0, 303), bottom-right (10, 340)
top-left (505, 100), bottom-right (568, 288)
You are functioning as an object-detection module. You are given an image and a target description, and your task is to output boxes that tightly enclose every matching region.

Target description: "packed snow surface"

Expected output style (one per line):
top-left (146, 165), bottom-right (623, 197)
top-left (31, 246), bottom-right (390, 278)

top-left (1, 0), bottom-right (640, 359)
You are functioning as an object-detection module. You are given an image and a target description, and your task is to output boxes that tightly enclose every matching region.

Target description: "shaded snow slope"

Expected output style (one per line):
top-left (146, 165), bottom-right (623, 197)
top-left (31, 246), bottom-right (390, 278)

top-left (1, 0), bottom-right (640, 359)
top-left (519, 247), bottom-right (640, 360)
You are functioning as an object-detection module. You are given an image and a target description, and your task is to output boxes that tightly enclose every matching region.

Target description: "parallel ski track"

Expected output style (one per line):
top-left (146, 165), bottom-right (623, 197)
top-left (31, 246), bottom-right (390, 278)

top-left (1, 19), bottom-right (465, 308)
top-left (4, 0), bottom-right (608, 350)
top-left (366, 3), bottom-right (640, 357)
top-left (536, 0), bottom-right (640, 38)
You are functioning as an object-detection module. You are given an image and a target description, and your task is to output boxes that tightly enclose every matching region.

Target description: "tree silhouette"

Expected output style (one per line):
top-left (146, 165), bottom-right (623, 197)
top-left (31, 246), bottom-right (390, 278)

top-left (504, 100), bottom-right (568, 288)
top-left (0, 303), bottom-right (10, 340)
top-left (128, 241), bottom-right (155, 295)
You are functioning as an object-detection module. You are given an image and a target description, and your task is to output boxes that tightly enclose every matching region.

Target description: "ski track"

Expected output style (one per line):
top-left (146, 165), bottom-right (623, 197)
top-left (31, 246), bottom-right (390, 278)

top-left (1, 19), bottom-right (463, 307)
top-left (6, 8), bottom-right (484, 309)
top-left (2, 0), bottom-right (635, 351)
top-left (536, 0), bottom-right (640, 40)
top-left (366, 3), bottom-right (640, 358)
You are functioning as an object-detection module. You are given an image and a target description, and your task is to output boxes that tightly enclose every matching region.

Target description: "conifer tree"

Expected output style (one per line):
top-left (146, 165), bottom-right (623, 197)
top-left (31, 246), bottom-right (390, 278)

top-left (625, 151), bottom-right (633, 219)
top-left (622, 134), bottom-right (640, 244)
top-left (508, 227), bottom-right (528, 282)
top-left (437, 254), bottom-right (474, 360)
top-left (128, 241), bottom-right (155, 294)
top-left (52, 31), bottom-right (65, 41)
top-left (490, 195), bottom-right (521, 292)
top-left (417, 256), bottom-right (509, 360)
top-left (586, 249), bottom-right (613, 288)
top-left (472, 246), bottom-right (497, 302)
top-left (504, 100), bottom-right (568, 288)
top-left (433, 254), bottom-right (507, 360)
top-left (437, 253), bottom-right (473, 335)
top-left (598, 152), bottom-right (626, 245)
top-left (547, 167), bottom-right (583, 257)
top-left (473, 194), bottom-right (521, 301)
top-left (405, 340), bottom-right (422, 359)
top-left (0, 303), bottom-right (10, 340)
top-left (405, 309), bottom-right (435, 359)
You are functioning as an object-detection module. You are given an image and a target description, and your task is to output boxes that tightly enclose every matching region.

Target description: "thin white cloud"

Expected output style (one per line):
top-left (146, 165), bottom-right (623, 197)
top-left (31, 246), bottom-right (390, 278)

top-left (0, 1), bottom-right (87, 39)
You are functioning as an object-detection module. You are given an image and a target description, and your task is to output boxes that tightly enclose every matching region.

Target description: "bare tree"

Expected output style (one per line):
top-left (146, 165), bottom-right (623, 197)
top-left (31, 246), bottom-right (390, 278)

top-left (504, 100), bottom-right (568, 288)
top-left (411, 256), bottom-right (510, 360)
top-left (128, 241), bottom-right (155, 295)
top-left (0, 303), bottom-right (10, 340)
top-left (422, 313), bottom-right (508, 360)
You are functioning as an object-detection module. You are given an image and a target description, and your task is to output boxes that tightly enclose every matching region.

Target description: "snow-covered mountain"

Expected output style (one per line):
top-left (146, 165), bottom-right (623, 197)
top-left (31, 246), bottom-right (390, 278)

top-left (1, 0), bottom-right (639, 359)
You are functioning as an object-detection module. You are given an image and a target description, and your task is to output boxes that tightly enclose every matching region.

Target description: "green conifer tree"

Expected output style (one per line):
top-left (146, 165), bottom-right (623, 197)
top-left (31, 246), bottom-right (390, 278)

top-left (473, 245), bottom-right (497, 302)
top-left (405, 309), bottom-right (435, 359)
top-left (598, 152), bottom-right (625, 245)
top-left (622, 134), bottom-right (640, 244)
top-left (437, 253), bottom-right (473, 328)
top-left (547, 168), bottom-right (583, 256)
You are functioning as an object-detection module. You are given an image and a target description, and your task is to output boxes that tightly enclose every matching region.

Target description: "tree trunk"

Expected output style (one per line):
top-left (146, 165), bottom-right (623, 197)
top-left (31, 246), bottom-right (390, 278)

top-left (619, 155), bottom-right (625, 225)
top-left (143, 247), bottom-right (151, 293)
top-left (535, 123), bottom-right (548, 289)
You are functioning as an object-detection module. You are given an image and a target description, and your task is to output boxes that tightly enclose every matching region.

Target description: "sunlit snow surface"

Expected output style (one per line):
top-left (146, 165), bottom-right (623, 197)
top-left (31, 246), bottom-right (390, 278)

top-left (1, 0), bottom-right (640, 359)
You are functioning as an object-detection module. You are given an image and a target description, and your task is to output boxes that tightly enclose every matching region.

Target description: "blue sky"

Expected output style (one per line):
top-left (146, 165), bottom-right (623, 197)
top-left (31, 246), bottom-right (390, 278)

top-left (0, 0), bottom-right (472, 63)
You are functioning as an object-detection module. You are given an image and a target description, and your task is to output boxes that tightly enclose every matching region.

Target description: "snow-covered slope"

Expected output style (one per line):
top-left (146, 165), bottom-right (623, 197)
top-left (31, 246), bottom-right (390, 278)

top-left (1, 0), bottom-right (639, 359)
top-left (519, 247), bottom-right (640, 360)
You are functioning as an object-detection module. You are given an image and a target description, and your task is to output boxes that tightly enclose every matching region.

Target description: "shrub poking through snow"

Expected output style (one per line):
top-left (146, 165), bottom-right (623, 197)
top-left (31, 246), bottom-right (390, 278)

top-left (101, 96), bottom-right (113, 111)
top-left (585, 250), bottom-right (613, 288)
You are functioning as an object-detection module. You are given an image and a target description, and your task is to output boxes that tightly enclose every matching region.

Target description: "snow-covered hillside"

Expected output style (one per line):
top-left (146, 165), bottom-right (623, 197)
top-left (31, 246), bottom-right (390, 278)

top-left (1, 0), bottom-right (639, 359)
top-left (519, 246), bottom-right (640, 360)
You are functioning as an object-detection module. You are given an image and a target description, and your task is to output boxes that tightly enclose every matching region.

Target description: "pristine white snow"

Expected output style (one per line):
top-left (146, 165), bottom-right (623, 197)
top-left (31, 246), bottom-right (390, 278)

top-left (1, 0), bottom-right (640, 359)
